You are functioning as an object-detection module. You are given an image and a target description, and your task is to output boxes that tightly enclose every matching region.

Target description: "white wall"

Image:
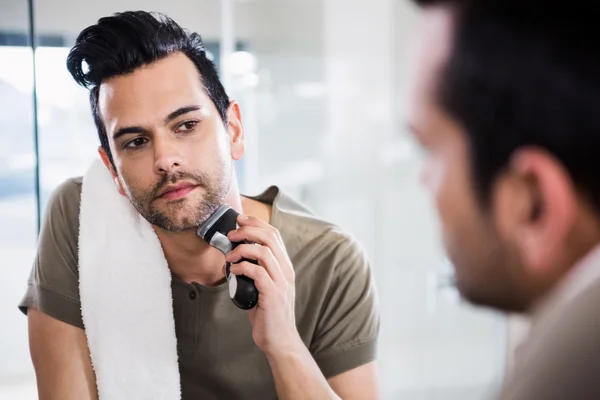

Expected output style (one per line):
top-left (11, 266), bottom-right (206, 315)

top-left (0, 0), bottom-right (247, 40)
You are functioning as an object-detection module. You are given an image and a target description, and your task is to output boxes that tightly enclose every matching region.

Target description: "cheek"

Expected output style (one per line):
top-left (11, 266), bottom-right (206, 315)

top-left (422, 149), bottom-right (474, 233)
top-left (421, 153), bottom-right (451, 213)
top-left (191, 125), bottom-right (229, 160)
top-left (118, 164), bottom-right (154, 193)
top-left (421, 156), bottom-right (443, 196)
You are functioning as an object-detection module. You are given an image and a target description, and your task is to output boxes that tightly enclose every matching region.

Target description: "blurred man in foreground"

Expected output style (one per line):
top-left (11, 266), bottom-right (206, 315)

top-left (407, 0), bottom-right (600, 398)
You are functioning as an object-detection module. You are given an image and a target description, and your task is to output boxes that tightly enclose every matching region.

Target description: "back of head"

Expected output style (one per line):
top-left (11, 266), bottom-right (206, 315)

top-left (66, 11), bottom-right (230, 164)
top-left (408, 0), bottom-right (600, 312)
top-left (412, 0), bottom-right (600, 212)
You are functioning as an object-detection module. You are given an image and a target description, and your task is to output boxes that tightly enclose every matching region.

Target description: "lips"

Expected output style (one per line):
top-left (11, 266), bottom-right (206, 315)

top-left (158, 183), bottom-right (198, 201)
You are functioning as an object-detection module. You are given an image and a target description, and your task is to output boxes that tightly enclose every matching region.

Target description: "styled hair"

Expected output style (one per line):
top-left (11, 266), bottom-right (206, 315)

top-left (66, 11), bottom-right (230, 166)
top-left (411, 1), bottom-right (600, 211)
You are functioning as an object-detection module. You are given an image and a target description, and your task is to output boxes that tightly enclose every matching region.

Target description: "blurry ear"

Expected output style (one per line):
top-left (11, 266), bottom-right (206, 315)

top-left (98, 147), bottom-right (126, 196)
top-left (226, 101), bottom-right (245, 161)
top-left (505, 147), bottom-right (576, 273)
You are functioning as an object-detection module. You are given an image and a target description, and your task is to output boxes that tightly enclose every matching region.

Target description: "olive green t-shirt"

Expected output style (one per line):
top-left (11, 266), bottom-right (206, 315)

top-left (19, 178), bottom-right (379, 399)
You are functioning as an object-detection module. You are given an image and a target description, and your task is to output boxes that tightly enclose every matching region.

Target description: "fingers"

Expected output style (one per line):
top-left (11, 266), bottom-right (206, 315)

top-left (228, 225), bottom-right (285, 260)
top-left (235, 215), bottom-right (283, 243)
top-left (229, 261), bottom-right (275, 294)
top-left (228, 216), bottom-right (294, 282)
top-left (226, 243), bottom-right (285, 283)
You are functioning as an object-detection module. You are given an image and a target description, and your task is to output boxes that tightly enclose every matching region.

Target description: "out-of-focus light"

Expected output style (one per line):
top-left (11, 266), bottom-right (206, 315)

top-left (229, 51), bottom-right (257, 75)
top-left (241, 72), bottom-right (260, 88)
top-left (0, 47), bottom-right (33, 94)
top-left (380, 137), bottom-right (417, 164)
top-left (0, 46), bottom-right (81, 110)
top-left (7, 152), bottom-right (36, 170)
top-left (293, 81), bottom-right (326, 99)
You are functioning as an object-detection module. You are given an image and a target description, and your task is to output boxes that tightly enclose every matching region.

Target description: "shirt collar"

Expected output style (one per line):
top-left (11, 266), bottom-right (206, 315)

top-left (532, 244), bottom-right (600, 320)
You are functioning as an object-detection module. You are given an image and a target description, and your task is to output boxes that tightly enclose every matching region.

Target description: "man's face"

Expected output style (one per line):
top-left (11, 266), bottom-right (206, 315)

top-left (98, 52), bottom-right (238, 232)
top-left (406, 8), bottom-right (526, 311)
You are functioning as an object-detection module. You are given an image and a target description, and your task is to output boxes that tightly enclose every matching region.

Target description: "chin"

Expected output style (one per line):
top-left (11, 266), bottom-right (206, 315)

top-left (150, 209), bottom-right (199, 232)
top-left (173, 212), bottom-right (202, 230)
top-left (159, 221), bottom-right (198, 233)
top-left (456, 278), bottom-right (529, 313)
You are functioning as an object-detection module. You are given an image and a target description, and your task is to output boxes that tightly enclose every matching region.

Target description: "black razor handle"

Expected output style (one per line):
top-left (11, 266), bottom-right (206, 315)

top-left (197, 205), bottom-right (258, 310)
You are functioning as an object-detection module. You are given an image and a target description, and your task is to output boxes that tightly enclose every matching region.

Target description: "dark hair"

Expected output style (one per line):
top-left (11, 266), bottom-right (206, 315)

top-left (66, 11), bottom-right (230, 166)
top-left (411, 1), bottom-right (600, 211)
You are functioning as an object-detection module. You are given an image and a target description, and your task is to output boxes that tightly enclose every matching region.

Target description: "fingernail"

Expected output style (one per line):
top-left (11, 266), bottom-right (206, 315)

top-left (238, 214), bottom-right (248, 221)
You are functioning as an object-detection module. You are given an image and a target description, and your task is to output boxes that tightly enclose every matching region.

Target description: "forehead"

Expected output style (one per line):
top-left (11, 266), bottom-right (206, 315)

top-left (98, 52), bottom-right (208, 128)
top-left (406, 6), bottom-right (455, 132)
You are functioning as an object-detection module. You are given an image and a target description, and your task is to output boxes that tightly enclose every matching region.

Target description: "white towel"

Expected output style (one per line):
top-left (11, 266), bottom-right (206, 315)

top-left (78, 158), bottom-right (181, 399)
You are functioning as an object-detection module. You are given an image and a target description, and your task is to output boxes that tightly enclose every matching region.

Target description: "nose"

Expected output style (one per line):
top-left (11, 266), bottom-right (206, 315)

top-left (153, 136), bottom-right (185, 175)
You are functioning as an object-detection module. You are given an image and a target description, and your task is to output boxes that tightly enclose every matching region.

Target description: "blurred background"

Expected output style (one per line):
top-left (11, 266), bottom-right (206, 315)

top-left (0, 0), bottom-right (515, 398)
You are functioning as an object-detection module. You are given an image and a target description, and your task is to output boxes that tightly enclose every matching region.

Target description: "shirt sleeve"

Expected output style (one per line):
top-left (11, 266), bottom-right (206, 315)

top-left (309, 234), bottom-right (380, 378)
top-left (18, 178), bottom-right (84, 329)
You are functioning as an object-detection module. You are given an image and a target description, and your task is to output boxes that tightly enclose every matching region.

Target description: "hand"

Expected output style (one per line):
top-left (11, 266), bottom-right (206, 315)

top-left (225, 215), bottom-right (302, 358)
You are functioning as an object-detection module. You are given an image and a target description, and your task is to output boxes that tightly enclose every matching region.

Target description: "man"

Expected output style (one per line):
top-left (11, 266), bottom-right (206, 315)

top-left (407, 0), bottom-right (600, 399)
top-left (19, 11), bottom-right (379, 400)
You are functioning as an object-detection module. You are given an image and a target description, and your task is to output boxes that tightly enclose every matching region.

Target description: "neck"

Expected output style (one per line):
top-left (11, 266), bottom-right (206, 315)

top-left (154, 180), bottom-right (272, 286)
top-left (527, 208), bottom-right (600, 313)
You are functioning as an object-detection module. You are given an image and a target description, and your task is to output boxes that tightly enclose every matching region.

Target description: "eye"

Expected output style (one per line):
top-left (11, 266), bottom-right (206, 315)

top-left (124, 137), bottom-right (148, 149)
top-left (176, 120), bottom-right (198, 132)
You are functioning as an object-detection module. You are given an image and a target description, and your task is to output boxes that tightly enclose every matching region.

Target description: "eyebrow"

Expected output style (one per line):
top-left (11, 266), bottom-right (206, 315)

top-left (112, 105), bottom-right (202, 140)
top-left (112, 125), bottom-right (149, 140)
top-left (164, 105), bottom-right (202, 125)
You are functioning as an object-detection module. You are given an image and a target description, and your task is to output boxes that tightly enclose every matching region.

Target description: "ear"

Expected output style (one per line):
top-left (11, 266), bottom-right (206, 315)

top-left (98, 147), bottom-right (126, 196)
top-left (499, 147), bottom-right (576, 274)
top-left (226, 100), bottom-right (245, 161)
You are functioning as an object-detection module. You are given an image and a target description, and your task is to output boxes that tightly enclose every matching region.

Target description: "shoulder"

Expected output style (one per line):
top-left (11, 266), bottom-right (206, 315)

top-left (503, 278), bottom-right (600, 399)
top-left (42, 177), bottom-right (82, 232)
top-left (531, 275), bottom-right (600, 345)
top-left (46, 177), bottom-right (82, 213)
top-left (263, 187), bottom-right (370, 274)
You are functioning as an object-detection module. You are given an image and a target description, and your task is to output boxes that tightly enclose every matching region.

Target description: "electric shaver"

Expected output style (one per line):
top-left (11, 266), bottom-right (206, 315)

top-left (197, 205), bottom-right (259, 310)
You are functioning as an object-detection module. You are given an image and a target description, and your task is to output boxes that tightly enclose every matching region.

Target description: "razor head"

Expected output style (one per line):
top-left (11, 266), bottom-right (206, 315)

top-left (197, 204), bottom-right (259, 310)
top-left (197, 205), bottom-right (239, 255)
